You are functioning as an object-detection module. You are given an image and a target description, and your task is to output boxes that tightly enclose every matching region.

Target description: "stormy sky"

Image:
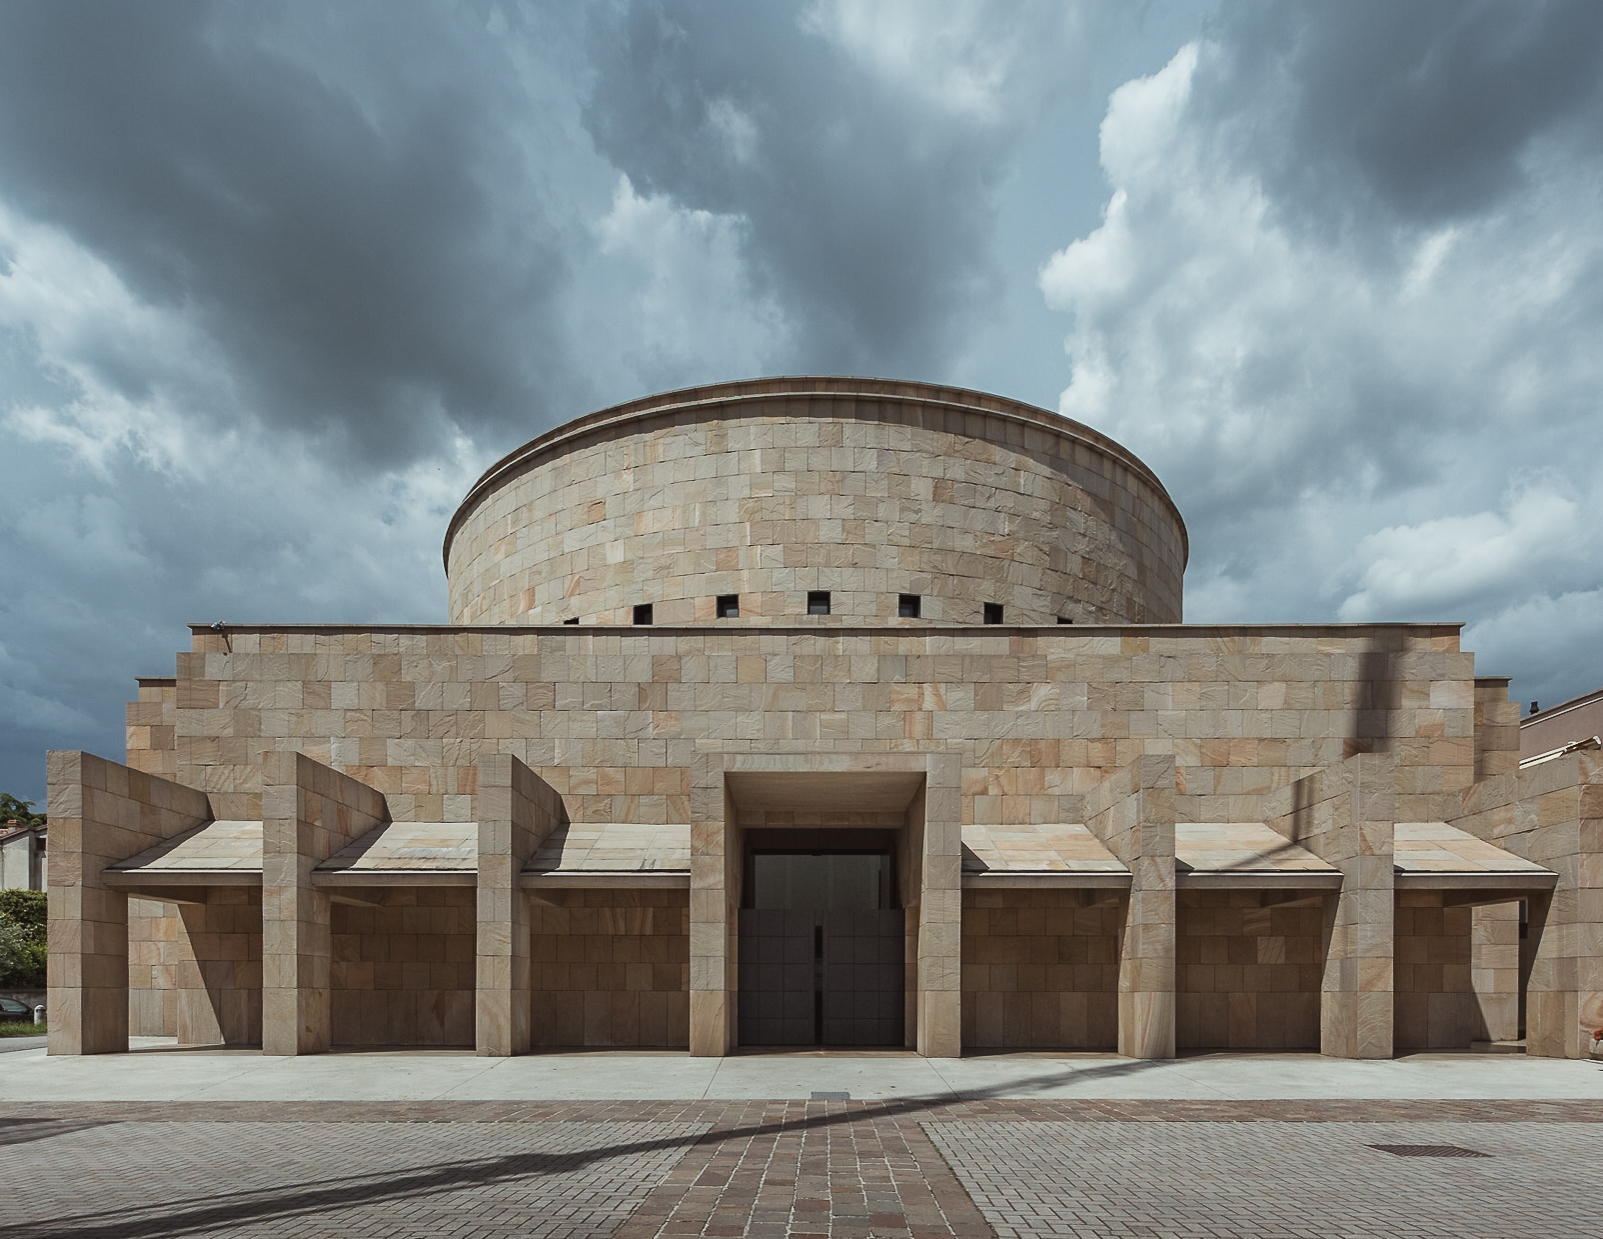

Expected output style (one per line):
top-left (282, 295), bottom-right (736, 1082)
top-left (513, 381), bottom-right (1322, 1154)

top-left (2, 1), bottom-right (1601, 802)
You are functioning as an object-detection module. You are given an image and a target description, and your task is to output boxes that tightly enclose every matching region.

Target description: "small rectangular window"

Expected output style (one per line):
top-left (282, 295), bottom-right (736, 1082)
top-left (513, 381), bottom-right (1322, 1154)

top-left (983, 602), bottom-right (1004, 624)
top-left (716, 594), bottom-right (739, 619)
top-left (1056, 616), bottom-right (1073, 625)
top-left (562, 616), bottom-right (579, 625)
top-left (632, 603), bottom-right (653, 625)
top-left (897, 594), bottom-right (920, 618)
top-left (807, 590), bottom-right (831, 615)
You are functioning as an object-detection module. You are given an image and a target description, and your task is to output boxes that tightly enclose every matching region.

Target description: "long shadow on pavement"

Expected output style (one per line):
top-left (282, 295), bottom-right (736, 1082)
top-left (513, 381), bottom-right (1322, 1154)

top-left (0, 1056), bottom-right (1178, 1239)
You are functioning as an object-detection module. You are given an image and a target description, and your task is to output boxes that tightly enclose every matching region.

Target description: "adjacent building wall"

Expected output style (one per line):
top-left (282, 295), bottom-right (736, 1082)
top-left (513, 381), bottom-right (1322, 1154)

top-left (1520, 685), bottom-right (1603, 760)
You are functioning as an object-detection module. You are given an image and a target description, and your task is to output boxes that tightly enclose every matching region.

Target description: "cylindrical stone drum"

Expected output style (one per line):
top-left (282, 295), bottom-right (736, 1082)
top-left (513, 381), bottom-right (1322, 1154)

top-left (444, 378), bottom-right (1186, 626)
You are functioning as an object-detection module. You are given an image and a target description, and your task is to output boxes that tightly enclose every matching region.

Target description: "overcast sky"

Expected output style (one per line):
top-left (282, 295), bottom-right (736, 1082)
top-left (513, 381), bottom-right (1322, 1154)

top-left (2, 0), bottom-right (1601, 804)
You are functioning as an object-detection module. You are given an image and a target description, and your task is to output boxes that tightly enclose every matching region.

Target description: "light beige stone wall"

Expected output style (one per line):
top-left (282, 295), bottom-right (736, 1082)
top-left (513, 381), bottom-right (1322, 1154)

top-left (1176, 891), bottom-right (1323, 1050)
top-left (476, 754), bottom-right (564, 1055)
top-left (128, 899), bottom-right (178, 1036)
top-left (112, 619), bottom-right (1487, 1058)
top-left (960, 889), bottom-right (1119, 1049)
top-left (1453, 749), bottom-right (1603, 1057)
top-left (1474, 677), bottom-right (1521, 779)
top-left (125, 678), bottom-right (178, 780)
top-left (329, 888), bottom-right (475, 1046)
top-left (129, 892), bottom-right (262, 1046)
top-left (165, 624), bottom-right (1473, 832)
top-left (1472, 901), bottom-right (1522, 1042)
top-left (528, 889), bottom-right (689, 1047)
top-left (1393, 892), bottom-right (1476, 1051)
top-left (262, 753), bottom-right (388, 1055)
top-left (444, 379), bottom-right (1188, 628)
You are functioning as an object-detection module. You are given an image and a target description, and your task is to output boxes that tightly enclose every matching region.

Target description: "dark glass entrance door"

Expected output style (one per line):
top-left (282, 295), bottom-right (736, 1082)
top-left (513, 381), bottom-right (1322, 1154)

top-left (737, 848), bottom-right (905, 1047)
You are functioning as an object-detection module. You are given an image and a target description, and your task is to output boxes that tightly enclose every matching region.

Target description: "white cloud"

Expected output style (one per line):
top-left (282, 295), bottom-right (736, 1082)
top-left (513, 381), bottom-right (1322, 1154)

top-left (0, 203), bottom-right (218, 475)
top-left (1040, 39), bottom-right (1603, 703)
top-left (590, 175), bottom-right (785, 381)
top-left (801, 0), bottom-right (1084, 123)
top-left (1337, 483), bottom-right (1588, 622)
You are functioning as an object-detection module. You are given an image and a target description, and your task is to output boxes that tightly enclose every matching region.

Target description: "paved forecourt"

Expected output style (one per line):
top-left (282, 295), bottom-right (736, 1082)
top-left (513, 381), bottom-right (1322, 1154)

top-left (5, 1051), bottom-right (1602, 1238)
top-left (3, 1044), bottom-right (1603, 1103)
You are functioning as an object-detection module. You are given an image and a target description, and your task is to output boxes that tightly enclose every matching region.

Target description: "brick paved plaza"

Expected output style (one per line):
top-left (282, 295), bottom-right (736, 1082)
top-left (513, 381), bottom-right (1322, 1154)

top-left (2, 1096), bottom-right (1600, 1238)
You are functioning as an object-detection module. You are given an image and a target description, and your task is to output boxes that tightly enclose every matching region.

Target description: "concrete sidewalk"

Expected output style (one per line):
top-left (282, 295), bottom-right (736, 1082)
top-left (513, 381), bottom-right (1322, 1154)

top-left (4, 1041), bottom-right (1603, 1103)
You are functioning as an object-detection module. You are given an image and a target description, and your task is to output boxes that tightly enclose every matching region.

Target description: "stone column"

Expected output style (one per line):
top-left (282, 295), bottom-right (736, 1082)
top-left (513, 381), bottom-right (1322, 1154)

top-left (688, 751), bottom-right (730, 1056)
top-left (46, 751), bottom-right (212, 1055)
top-left (46, 750), bottom-right (211, 1051)
top-left (1085, 754), bottom-right (1177, 1059)
top-left (916, 754), bottom-right (962, 1058)
top-left (476, 753), bottom-right (563, 1056)
top-left (1268, 752), bottom-right (1395, 1058)
top-left (262, 753), bottom-right (386, 1056)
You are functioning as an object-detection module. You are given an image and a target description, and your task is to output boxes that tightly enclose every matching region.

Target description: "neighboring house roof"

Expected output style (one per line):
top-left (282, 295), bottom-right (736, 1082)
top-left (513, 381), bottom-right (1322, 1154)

top-left (1521, 683), bottom-right (1603, 761)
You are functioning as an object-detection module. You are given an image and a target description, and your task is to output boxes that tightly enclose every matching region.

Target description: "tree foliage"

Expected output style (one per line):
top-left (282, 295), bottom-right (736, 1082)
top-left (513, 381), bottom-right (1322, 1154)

top-left (0, 792), bottom-right (46, 829)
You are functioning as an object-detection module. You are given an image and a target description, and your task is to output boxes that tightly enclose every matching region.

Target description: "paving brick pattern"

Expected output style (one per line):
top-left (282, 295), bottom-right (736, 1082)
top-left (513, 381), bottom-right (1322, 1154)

top-left (929, 1119), bottom-right (1603, 1238)
top-left (2, 1100), bottom-right (1602, 1238)
top-left (613, 1102), bottom-right (990, 1239)
top-left (0, 1118), bottom-right (706, 1239)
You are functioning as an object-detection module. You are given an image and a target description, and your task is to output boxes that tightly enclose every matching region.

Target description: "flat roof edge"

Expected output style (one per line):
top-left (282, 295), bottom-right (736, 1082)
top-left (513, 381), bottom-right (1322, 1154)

top-left (188, 621), bottom-right (1466, 637)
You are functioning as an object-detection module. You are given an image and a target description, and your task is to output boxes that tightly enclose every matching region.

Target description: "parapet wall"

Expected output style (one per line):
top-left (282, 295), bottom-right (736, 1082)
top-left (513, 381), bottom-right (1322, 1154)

top-left (444, 378), bottom-right (1188, 627)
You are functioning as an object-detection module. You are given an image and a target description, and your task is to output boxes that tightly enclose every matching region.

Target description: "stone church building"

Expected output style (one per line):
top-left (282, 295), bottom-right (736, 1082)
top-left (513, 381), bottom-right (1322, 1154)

top-left (47, 377), bottom-right (1602, 1059)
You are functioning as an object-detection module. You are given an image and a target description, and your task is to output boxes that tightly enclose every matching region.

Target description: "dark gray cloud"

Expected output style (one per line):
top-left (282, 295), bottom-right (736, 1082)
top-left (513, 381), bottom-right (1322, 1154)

top-left (0, 0), bottom-right (585, 465)
top-left (581, 1), bottom-right (1013, 375)
top-left (1200, 0), bottom-right (1603, 230)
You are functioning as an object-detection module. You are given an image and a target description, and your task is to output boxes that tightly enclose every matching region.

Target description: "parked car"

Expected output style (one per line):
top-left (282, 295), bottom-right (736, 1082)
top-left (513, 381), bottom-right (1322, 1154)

top-left (0, 996), bottom-right (39, 1020)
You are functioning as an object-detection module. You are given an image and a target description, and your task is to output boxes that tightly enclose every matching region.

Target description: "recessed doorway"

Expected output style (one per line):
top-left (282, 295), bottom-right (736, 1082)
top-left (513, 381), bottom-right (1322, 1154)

top-left (737, 831), bottom-right (905, 1048)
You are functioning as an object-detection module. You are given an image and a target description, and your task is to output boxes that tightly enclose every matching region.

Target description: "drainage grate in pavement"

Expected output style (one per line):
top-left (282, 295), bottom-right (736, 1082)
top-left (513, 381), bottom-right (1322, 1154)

top-left (1367, 1143), bottom-right (1490, 1158)
top-left (811, 1090), bottom-right (850, 1100)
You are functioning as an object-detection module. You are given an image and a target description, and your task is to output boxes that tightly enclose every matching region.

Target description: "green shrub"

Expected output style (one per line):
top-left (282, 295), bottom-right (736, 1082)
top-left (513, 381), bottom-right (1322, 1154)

top-left (0, 888), bottom-right (46, 988)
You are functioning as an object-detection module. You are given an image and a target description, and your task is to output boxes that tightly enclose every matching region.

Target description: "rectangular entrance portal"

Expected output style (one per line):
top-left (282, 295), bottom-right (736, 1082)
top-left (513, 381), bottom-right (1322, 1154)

top-left (737, 837), bottom-right (905, 1047)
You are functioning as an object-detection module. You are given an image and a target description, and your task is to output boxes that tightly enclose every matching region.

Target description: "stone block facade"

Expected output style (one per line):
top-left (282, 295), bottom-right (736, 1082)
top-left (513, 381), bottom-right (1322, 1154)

top-left (961, 889), bottom-right (1119, 1050)
top-left (529, 889), bottom-right (690, 1048)
top-left (41, 378), bottom-right (1600, 1061)
top-left (1176, 891), bottom-right (1324, 1051)
top-left (331, 888), bottom-right (475, 1047)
